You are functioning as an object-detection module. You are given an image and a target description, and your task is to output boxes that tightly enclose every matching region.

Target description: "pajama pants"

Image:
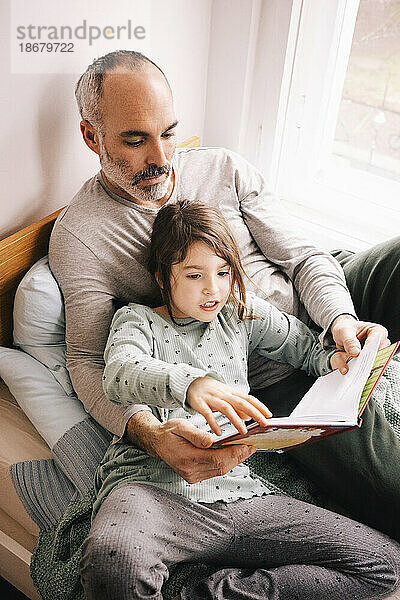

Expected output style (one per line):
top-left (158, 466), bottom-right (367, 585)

top-left (80, 482), bottom-right (400, 600)
top-left (252, 236), bottom-right (400, 541)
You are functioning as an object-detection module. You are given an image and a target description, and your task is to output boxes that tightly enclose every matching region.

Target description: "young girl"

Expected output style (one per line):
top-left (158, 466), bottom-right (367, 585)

top-left (81, 201), bottom-right (400, 600)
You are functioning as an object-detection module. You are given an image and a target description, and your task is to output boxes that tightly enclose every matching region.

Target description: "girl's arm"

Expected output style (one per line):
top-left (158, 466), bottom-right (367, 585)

top-left (245, 294), bottom-right (338, 379)
top-left (103, 305), bottom-right (223, 412)
top-left (104, 304), bottom-right (273, 434)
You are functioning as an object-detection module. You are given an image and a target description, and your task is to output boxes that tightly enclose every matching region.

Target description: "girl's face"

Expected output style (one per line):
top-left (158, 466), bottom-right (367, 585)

top-left (167, 241), bottom-right (231, 322)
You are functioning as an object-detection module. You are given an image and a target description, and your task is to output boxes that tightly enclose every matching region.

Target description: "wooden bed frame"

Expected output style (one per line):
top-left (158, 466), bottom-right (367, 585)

top-left (0, 136), bottom-right (200, 599)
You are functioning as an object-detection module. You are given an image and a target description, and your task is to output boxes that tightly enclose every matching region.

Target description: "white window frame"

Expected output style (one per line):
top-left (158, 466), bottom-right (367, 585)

top-left (259, 0), bottom-right (400, 248)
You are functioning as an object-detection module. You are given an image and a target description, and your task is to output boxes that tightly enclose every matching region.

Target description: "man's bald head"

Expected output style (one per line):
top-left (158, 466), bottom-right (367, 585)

top-left (76, 50), bottom-right (177, 205)
top-left (75, 50), bottom-right (170, 134)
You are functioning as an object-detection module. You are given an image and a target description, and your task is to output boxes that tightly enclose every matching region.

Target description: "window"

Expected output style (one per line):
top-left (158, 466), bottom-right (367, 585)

top-left (333, 0), bottom-right (400, 184)
top-left (264, 0), bottom-right (400, 250)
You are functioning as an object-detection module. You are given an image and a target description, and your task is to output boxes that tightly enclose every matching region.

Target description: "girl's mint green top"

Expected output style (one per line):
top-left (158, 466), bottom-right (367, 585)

top-left (94, 293), bottom-right (336, 515)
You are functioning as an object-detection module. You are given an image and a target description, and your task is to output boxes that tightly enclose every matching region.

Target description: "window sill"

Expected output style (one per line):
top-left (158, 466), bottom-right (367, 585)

top-left (280, 196), bottom-right (396, 253)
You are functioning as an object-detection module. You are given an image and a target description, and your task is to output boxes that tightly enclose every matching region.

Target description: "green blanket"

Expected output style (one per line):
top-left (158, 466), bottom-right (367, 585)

top-left (31, 357), bottom-right (400, 600)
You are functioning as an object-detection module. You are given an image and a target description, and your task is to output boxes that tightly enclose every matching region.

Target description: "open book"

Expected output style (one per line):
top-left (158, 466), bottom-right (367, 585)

top-left (211, 339), bottom-right (399, 452)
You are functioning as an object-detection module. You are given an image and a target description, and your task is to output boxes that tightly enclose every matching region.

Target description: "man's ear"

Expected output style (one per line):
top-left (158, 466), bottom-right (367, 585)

top-left (80, 120), bottom-right (101, 156)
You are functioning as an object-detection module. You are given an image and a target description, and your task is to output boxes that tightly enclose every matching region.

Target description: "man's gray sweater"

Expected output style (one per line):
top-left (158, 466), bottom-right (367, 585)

top-left (49, 146), bottom-right (355, 438)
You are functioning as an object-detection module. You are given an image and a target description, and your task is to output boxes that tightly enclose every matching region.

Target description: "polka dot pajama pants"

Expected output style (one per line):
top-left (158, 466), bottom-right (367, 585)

top-left (80, 482), bottom-right (400, 600)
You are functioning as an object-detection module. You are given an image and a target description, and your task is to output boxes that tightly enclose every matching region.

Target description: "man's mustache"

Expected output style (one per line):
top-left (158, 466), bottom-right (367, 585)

top-left (132, 163), bottom-right (171, 185)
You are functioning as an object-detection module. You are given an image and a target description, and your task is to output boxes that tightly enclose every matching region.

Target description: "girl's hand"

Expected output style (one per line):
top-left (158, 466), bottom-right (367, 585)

top-left (330, 351), bottom-right (352, 375)
top-left (186, 377), bottom-right (272, 436)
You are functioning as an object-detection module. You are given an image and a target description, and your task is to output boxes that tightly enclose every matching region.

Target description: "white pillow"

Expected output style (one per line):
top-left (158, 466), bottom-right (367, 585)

top-left (13, 256), bottom-right (74, 396)
top-left (0, 347), bottom-right (87, 448)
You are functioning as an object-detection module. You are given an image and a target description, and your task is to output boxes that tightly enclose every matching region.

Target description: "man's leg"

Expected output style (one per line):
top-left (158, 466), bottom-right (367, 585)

top-left (289, 395), bottom-right (400, 540)
top-left (254, 358), bottom-right (400, 541)
top-left (253, 237), bottom-right (400, 540)
top-left (181, 494), bottom-right (400, 600)
top-left (332, 235), bottom-right (400, 340)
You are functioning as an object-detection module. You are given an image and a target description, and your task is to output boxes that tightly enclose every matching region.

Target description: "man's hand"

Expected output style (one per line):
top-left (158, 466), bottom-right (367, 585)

top-left (187, 377), bottom-right (272, 436)
top-left (330, 314), bottom-right (390, 361)
top-left (330, 350), bottom-right (352, 375)
top-left (153, 419), bottom-right (257, 483)
top-left (126, 411), bottom-right (256, 484)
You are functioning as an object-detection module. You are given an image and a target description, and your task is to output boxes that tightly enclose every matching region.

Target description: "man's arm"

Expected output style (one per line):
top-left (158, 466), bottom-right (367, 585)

top-left (330, 314), bottom-right (390, 358)
top-left (232, 153), bottom-right (392, 357)
top-left (230, 151), bottom-right (357, 335)
top-left (49, 222), bottom-right (152, 438)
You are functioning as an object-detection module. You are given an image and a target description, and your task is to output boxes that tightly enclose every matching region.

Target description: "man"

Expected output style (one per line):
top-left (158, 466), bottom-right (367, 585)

top-left (50, 49), bottom-right (400, 545)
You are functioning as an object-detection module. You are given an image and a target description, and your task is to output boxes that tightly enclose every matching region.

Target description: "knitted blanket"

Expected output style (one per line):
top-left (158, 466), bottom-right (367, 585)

top-left (30, 356), bottom-right (400, 600)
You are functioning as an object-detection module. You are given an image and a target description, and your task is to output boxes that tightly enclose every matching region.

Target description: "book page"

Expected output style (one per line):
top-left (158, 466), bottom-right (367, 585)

top-left (210, 338), bottom-right (380, 444)
top-left (289, 336), bottom-right (380, 423)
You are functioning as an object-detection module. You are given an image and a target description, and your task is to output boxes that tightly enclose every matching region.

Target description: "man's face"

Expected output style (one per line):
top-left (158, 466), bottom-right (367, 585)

top-left (97, 66), bottom-right (177, 202)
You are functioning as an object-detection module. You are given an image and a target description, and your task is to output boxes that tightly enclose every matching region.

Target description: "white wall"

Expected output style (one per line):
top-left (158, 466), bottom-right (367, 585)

top-left (202, 0), bottom-right (293, 171)
top-left (202, 0), bottom-right (260, 151)
top-left (0, 0), bottom-right (212, 239)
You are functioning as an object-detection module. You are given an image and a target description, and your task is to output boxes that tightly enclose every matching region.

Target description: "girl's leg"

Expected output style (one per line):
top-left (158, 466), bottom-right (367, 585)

top-left (181, 494), bottom-right (400, 600)
top-left (81, 482), bottom-right (400, 600)
top-left (80, 483), bottom-right (233, 600)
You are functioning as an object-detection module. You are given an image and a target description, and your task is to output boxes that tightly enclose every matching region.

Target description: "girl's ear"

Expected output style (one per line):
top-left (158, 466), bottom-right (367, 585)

top-left (155, 271), bottom-right (163, 289)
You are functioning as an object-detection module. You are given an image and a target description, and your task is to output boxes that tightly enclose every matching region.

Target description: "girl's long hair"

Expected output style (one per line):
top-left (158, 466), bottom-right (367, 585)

top-left (148, 200), bottom-right (254, 324)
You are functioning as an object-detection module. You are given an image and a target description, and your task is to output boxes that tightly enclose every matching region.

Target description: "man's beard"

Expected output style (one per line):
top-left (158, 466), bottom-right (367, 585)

top-left (99, 141), bottom-right (173, 202)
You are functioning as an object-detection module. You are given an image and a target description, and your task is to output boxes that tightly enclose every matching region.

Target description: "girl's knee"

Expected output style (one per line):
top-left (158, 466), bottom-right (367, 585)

top-left (347, 538), bottom-right (400, 598)
top-left (375, 540), bottom-right (400, 597)
top-left (80, 531), bottom-right (167, 599)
